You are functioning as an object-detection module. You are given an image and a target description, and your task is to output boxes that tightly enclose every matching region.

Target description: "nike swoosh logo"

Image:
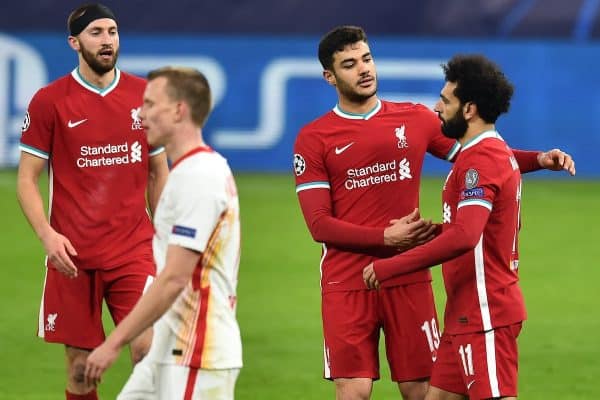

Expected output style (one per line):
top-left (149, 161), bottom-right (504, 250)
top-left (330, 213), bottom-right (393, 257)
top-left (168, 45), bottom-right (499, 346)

top-left (467, 380), bottom-right (476, 390)
top-left (335, 142), bottom-right (354, 155)
top-left (68, 119), bottom-right (88, 128)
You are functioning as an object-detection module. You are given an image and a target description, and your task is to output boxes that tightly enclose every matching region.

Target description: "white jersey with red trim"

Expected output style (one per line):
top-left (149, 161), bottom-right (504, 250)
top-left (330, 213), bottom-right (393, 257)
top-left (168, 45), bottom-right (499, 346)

top-left (151, 147), bottom-right (242, 369)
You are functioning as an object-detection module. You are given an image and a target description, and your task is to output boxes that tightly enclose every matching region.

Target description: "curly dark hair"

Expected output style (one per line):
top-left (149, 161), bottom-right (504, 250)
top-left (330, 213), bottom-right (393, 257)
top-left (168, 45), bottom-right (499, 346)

top-left (442, 54), bottom-right (514, 124)
top-left (318, 26), bottom-right (368, 70)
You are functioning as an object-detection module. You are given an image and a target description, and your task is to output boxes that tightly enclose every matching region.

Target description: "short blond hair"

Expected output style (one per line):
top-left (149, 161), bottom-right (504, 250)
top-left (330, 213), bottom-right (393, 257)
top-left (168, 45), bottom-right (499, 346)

top-left (147, 67), bottom-right (212, 127)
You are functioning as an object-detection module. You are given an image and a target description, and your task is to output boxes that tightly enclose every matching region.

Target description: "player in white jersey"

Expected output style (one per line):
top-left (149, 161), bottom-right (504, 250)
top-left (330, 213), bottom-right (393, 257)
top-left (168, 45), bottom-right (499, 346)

top-left (84, 67), bottom-right (242, 399)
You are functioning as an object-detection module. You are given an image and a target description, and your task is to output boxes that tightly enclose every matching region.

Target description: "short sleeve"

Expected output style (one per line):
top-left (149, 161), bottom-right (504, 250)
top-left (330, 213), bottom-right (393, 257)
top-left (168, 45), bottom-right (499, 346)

top-left (168, 170), bottom-right (227, 253)
top-left (293, 126), bottom-right (330, 193)
top-left (19, 88), bottom-right (54, 159)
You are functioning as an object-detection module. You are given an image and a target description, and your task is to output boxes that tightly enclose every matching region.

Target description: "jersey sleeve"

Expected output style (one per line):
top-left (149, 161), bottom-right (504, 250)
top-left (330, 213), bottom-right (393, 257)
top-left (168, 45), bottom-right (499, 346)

top-left (168, 170), bottom-right (227, 253)
top-left (510, 149), bottom-right (541, 173)
top-left (374, 149), bottom-right (502, 281)
top-left (19, 88), bottom-right (54, 159)
top-left (293, 126), bottom-right (384, 248)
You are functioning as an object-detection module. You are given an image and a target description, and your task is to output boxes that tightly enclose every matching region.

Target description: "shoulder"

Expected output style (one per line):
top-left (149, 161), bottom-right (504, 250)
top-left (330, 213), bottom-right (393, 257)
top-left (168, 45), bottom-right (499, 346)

top-left (296, 111), bottom-right (335, 142)
top-left (381, 100), bottom-right (433, 115)
top-left (31, 74), bottom-right (72, 103)
top-left (119, 71), bottom-right (147, 91)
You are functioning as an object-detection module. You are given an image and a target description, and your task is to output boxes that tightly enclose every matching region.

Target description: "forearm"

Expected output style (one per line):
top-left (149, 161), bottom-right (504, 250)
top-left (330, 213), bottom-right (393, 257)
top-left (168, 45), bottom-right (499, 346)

top-left (107, 272), bottom-right (184, 349)
top-left (308, 215), bottom-right (384, 248)
top-left (298, 189), bottom-right (384, 248)
top-left (374, 205), bottom-right (489, 281)
top-left (16, 176), bottom-right (52, 241)
top-left (511, 149), bottom-right (541, 173)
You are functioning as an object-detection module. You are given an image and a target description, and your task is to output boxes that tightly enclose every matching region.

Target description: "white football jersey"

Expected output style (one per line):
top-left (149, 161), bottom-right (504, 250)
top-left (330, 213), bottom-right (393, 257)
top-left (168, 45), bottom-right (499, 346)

top-left (151, 146), bottom-right (242, 369)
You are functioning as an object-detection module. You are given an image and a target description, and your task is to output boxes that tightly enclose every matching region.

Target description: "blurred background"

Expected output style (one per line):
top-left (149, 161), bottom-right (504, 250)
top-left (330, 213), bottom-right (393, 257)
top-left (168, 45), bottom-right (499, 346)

top-left (1, 0), bottom-right (599, 175)
top-left (1, 1), bottom-right (599, 399)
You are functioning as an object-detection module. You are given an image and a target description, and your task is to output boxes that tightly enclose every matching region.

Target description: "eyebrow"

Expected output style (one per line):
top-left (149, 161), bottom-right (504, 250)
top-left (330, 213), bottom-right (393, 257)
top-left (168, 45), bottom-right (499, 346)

top-left (340, 52), bottom-right (372, 64)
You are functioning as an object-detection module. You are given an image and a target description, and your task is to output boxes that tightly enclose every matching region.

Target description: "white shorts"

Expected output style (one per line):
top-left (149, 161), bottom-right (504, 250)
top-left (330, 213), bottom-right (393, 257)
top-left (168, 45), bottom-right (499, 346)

top-left (118, 361), bottom-right (240, 400)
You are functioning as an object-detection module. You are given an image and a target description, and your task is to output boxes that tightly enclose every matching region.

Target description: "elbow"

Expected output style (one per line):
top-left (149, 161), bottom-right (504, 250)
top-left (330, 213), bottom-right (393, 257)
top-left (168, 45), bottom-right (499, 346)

top-left (452, 225), bottom-right (482, 254)
top-left (308, 219), bottom-right (327, 243)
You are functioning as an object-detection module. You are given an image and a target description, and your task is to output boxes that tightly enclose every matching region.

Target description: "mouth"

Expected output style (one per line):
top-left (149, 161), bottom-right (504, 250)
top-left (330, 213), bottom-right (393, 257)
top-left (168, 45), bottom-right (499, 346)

top-left (98, 48), bottom-right (114, 60)
top-left (358, 76), bottom-right (374, 88)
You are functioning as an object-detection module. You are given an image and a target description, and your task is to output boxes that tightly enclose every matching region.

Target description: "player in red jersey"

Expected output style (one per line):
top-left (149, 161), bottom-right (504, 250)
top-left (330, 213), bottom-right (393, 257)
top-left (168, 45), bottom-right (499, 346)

top-left (16, 4), bottom-right (168, 399)
top-left (294, 26), bottom-right (575, 400)
top-left (363, 54), bottom-right (575, 399)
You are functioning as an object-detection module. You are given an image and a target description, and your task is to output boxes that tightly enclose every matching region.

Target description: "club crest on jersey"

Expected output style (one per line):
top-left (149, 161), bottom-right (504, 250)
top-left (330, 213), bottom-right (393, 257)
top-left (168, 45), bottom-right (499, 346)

top-left (130, 107), bottom-right (143, 130)
top-left (294, 153), bottom-right (306, 176)
top-left (465, 168), bottom-right (479, 189)
top-left (21, 111), bottom-right (30, 133)
top-left (395, 125), bottom-right (408, 149)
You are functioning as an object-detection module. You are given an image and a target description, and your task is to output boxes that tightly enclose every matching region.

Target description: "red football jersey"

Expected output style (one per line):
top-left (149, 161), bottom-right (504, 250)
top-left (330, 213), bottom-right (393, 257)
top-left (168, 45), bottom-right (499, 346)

top-left (294, 100), bottom-right (459, 292)
top-left (440, 131), bottom-right (526, 334)
top-left (373, 131), bottom-right (527, 334)
top-left (20, 68), bottom-right (162, 270)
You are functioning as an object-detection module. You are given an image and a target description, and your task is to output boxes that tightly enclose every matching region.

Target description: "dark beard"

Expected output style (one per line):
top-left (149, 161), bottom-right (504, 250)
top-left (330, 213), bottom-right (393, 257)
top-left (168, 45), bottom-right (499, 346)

top-left (441, 111), bottom-right (468, 139)
top-left (81, 45), bottom-right (118, 76)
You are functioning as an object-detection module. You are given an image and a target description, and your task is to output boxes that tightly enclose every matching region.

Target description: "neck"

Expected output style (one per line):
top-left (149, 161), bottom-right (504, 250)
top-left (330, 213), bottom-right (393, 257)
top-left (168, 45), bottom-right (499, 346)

top-left (166, 124), bottom-right (206, 164)
top-left (459, 120), bottom-right (495, 146)
top-left (78, 59), bottom-right (115, 89)
top-left (337, 94), bottom-right (379, 115)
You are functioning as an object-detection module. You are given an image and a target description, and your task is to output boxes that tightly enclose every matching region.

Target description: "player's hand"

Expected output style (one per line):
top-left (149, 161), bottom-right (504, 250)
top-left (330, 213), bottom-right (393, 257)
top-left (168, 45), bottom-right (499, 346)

top-left (363, 263), bottom-right (379, 289)
top-left (84, 341), bottom-right (121, 387)
top-left (383, 208), bottom-right (436, 250)
top-left (41, 228), bottom-right (78, 278)
top-left (537, 148), bottom-right (576, 176)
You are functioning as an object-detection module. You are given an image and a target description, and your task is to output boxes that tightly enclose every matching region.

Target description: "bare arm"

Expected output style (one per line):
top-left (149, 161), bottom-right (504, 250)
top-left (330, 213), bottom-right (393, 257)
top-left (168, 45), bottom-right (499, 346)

top-left (147, 151), bottom-right (169, 215)
top-left (17, 152), bottom-right (78, 277)
top-left (84, 244), bottom-right (200, 384)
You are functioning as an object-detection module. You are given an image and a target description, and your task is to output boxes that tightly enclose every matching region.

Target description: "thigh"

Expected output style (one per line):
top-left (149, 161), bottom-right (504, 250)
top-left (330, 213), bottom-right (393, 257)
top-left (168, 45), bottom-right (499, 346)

top-left (430, 333), bottom-right (467, 397)
top-left (103, 257), bottom-right (155, 324)
top-left (322, 290), bottom-right (380, 380)
top-left (117, 358), bottom-right (158, 400)
top-left (380, 282), bottom-right (440, 382)
top-left (39, 266), bottom-right (104, 348)
top-left (457, 324), bottom-right (522, 399)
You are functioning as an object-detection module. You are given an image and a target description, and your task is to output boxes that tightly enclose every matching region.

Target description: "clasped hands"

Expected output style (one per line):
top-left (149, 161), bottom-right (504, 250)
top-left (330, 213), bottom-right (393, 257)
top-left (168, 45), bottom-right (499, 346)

top-left (364, 208), bottom-right (438, 289)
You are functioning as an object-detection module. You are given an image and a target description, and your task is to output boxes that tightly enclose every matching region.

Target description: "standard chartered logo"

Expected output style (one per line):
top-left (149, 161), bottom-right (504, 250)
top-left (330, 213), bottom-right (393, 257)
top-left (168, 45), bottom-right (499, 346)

top-left (345, 157), bottom-right (413, 190)
top-left (443, 202), bottom-right (452, 223)
top-left (77, 141), bottom-right (143, 168)
top-left (130, 141), bottom-right (142, 163)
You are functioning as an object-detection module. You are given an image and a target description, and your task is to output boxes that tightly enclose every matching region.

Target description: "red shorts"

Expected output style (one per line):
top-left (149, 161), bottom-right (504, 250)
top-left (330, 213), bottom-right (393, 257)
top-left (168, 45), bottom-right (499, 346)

top-left (430, 323), bottom-right (523, 399)
top-left (321, 282), bottom-right (440, 382)
top-left (38, 256), bottom-right (155, 349)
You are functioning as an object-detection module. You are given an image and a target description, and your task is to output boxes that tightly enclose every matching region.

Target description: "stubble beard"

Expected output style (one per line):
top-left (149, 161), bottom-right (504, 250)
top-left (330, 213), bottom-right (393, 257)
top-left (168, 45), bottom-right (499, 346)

top-left (337, 76), bottom-right (378, 104)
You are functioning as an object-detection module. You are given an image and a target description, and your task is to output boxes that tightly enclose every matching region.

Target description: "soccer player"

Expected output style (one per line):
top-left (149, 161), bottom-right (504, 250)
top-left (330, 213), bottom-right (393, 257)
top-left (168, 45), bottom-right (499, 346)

top-left (293, 26), bottom-right (575, 400)
top-left (363, 54), bottom-right (552, 400)
top-left (16, 4), bottom-right (169, 400)
top-left (83, 67), bottom-right (242, 400)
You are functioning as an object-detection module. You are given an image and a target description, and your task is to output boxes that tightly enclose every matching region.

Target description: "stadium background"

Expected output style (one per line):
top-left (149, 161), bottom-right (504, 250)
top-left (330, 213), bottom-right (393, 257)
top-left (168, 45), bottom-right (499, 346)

top-left (1, 1), bottom-right (599, 399)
